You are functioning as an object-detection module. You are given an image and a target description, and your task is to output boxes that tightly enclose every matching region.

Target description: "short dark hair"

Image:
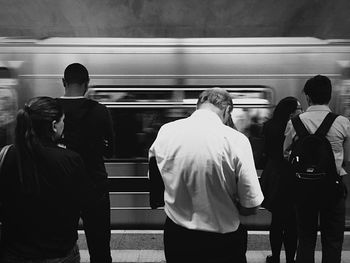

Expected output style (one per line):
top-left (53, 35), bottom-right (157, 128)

top-left (303, 75), bottom-right (332, 104)
top-left (64, 63), bottom-right (89, 85)
top-left (197, 87), bottom-right (233, 112)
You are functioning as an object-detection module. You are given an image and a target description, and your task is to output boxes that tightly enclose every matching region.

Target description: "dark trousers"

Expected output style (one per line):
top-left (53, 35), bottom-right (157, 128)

top-left (81, 193), bottom-right (112, 263)
top-left (295, 196), bottom-right (345, 263)
top-left (269, 205), bottom-right (297, 263)
top-left (164, 217), bottom-right (247, 263)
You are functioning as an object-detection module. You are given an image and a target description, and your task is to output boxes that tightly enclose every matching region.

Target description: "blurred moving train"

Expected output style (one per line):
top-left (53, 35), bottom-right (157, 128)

top-left (1, 37), bottom-right (350, 229)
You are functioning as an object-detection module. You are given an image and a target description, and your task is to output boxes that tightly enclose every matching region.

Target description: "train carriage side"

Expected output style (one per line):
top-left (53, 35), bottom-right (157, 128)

top-left (0, 37), bottom-right (350, 229)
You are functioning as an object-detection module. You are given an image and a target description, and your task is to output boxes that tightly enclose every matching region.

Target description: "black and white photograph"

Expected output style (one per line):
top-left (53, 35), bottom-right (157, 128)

top-left (0, 1), bottom-right (349, 262)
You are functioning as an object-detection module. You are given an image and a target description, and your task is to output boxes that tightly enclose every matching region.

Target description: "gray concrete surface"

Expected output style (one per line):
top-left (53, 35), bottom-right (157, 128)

top-left (77, 230), bottom-right (350, 251)
top-left (77, 231), bottom-right (350, 262)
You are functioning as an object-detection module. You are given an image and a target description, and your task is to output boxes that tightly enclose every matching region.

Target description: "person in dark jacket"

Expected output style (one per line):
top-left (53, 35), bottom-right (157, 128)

top-left (57, 63), bottom-right (114, 263)
top-left (0, 96), bottom-right (89, 263)
top-left (261, 96), bottom-right (302, 263)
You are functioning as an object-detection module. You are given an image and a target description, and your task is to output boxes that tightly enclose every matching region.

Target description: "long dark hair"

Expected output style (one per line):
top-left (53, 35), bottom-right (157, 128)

top-left (262, 96), bottom-right (300, 162)
top-left (272, 96), bottom-right (299, 126)
top-left (15, 96), bottom-right (63, 194)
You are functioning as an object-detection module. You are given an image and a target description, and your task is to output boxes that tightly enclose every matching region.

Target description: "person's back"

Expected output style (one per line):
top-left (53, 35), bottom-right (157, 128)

top-left (0, 96), bottom-right (88, 263)
top-left (284, 75), bottom-right (350, 263)
top-left (263, 119), bottom-right (285, 159)
top-left (57, 97), bottom-right (113, 190)
top-left (0, 144), bottom-right (86, 259)
top-left (154, 110), bottom-right (258, 232)
top-left (287, 110), bottom-right (349, 178)
top-left (57, 63), bottom-right (114, 263)
top-left (261, 97), bottom-right (301, 263)
top-left (149, 87), bottom-right (263, 263)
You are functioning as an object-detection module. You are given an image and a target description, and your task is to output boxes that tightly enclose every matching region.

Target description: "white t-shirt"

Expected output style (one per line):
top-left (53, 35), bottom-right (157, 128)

top-left (149, 109), bottom-right (264, 233)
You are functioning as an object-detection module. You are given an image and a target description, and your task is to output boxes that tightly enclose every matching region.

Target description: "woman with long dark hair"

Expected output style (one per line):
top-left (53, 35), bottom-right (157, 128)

top-left (261, 96), bottom-right (302, 263)
top-left (0, 97), bottom-right (89, 263)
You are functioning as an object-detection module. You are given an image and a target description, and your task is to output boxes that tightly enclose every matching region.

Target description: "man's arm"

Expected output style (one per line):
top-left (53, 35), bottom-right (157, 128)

top-left (283, 120), bottom-right (295, 159)
top-left (148, 156), bottom-right (165, 209)
top-left (343, 121), bottom-right (350, 174)
top-left (238, 205), bottom-right (260, 216)
top-left (100, 106), bottom-right (115, 158)
top-left (235, 135), bottom-right (264, 216)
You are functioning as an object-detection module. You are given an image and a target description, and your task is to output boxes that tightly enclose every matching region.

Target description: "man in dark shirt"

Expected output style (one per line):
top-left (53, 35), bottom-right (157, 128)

top-left (57, 63), bottom-right (114, 263)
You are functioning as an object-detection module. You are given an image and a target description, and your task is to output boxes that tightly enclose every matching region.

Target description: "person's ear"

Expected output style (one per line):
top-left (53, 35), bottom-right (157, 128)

top-left (62, 78), bottom-right (67, 88)
top-left (83, 82), bottom-right (89, 95)
top-left (52, 120), bottom-right (58, 133)
top-left (305, 94), bottom-right (311, 105)
top-left (227, 106), bottom-right (232, 116)
top-left (223, 106), bottom-right (231, 123)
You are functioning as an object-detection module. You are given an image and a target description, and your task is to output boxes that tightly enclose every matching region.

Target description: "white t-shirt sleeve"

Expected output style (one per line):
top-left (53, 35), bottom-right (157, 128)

top-left (235, 134), bottom-right (264, 208)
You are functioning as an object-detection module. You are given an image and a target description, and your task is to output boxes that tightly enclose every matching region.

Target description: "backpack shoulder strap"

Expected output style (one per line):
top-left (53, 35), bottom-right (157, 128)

top-left (291, 115), bottom-right (309, 137)
top-left (0, 144), bottom-right (11, 173)
top-left (315, 112), bottom-right (339, 136)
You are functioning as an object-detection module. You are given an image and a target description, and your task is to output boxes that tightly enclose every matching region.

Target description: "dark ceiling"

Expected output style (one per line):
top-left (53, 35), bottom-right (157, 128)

top-left (1, 0), bottom-right (349, 39)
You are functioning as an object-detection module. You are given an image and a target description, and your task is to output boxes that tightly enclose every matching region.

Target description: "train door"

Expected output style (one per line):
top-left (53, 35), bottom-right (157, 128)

top-left (0, 67), bottom-right (18, 148)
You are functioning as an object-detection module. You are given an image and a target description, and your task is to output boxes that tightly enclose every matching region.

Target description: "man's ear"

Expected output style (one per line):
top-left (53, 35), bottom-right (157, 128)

top-left (52, 120), bottom-right (58, 133)
top-left (305, 94), bottom-right (311, 105)
top-left (226, 106), bottom-right (231, 115)
top-left (62, 78), bottom-right (67, 88)
top-left (223, 106), bottom-right (231, 123)
top-left (83, 81), bottom-right (89, 95)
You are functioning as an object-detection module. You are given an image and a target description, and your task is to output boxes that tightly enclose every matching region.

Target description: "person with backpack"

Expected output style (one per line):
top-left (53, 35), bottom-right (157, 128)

top-left (261, 96), bottom-right (302, 263)
top-left (283, 75), bottom-right (350, 263)
top-left (57, 63), bottom-right (114, 263)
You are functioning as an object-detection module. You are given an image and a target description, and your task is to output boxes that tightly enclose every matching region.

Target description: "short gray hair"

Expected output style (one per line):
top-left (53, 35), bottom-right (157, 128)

top-left (197, 87), bottom-right (233, 112)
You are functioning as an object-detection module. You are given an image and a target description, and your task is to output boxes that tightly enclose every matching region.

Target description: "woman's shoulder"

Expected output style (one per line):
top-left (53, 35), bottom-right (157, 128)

top-left (44, 145), bottom-right (84, 167)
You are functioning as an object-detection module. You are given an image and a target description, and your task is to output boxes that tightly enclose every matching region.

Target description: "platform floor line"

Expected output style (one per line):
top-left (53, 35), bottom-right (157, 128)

top-left (79, 250), bottom-right (350, 263)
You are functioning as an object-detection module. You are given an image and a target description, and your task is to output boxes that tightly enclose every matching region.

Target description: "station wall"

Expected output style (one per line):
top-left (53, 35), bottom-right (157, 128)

top-left (0, 0), bottom-right (349, 38)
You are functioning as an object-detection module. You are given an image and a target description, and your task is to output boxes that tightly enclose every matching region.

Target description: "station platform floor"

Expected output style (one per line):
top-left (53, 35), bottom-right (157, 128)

top-left (77, 230), bottom-right (350, 263)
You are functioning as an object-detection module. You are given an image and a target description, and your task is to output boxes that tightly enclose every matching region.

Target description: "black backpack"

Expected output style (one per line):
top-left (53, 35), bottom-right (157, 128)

top-left (289, 112), bottom-right (342, 204)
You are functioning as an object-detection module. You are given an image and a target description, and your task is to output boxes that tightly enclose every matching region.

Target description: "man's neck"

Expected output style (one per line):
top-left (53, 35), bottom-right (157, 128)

top-left (63, 87), bottom-right (85, 97)
top-left (198, 103), bottom-right (224, 122)
top-left (308, 102), bottom-right (329, 107)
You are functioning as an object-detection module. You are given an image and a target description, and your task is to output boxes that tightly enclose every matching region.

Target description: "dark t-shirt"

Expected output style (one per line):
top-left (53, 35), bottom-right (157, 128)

top-left (57, 98), bottom-right (114, 193)
top-left (0, 143), bottom-right (89, 259)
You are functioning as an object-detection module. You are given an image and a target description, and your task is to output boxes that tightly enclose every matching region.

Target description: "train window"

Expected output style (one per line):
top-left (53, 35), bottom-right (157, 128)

top-left (87, 86), bottom-right (273, 167)
top-left (0, 67), bottom-right (18, 147)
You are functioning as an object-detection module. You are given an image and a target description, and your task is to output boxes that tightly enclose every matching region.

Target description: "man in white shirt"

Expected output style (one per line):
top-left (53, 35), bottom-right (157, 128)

top-left (149, 87), bottom-right (264, 263)
top-left (284, 75), bottom-right (350, 263)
